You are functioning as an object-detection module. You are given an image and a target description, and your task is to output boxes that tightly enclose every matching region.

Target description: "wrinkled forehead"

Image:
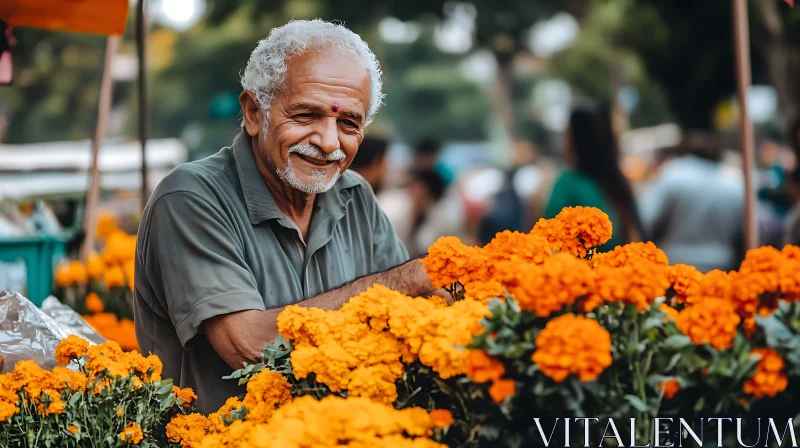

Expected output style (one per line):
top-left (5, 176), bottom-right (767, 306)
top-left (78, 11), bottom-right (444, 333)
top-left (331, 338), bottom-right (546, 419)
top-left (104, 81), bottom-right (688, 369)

top-left (281, 50), bottom-right (371, 113)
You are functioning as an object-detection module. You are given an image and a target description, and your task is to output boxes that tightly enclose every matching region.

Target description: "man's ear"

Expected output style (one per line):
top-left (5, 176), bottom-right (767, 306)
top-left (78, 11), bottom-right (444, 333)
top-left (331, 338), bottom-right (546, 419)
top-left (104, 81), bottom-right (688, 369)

top-left (239, 91), bottom-right (262, 137)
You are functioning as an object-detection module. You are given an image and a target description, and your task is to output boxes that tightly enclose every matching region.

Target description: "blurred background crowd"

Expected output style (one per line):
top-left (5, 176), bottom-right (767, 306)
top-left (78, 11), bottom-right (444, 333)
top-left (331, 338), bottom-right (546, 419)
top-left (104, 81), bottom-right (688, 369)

top-left (3, 0), bottom-right (800, 295)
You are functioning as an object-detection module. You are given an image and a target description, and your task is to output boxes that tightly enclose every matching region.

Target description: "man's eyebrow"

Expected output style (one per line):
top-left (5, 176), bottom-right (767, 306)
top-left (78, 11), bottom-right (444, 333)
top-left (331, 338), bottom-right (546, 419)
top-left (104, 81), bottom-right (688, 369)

top-left (344, 111), bottom-right (364, 123)
top-left (287, 102), bottom-right (364, 123)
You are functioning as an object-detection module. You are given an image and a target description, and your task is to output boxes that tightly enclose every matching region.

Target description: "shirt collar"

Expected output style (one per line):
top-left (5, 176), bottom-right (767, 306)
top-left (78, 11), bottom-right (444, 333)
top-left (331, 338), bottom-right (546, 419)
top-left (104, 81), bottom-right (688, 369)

top-left (232, 131), bottom-right (360, 226)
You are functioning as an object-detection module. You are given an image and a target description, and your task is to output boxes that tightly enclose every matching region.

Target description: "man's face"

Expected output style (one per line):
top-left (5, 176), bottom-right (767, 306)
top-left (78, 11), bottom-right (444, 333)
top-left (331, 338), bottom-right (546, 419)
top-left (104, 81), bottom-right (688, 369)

top-left (253, 50), bottom-right (370, 194)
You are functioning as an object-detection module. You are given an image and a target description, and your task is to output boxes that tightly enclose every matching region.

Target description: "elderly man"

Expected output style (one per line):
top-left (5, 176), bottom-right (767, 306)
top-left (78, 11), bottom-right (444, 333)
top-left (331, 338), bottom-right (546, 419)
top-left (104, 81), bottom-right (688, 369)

top-left (133, 20), bottom-right (442, 413)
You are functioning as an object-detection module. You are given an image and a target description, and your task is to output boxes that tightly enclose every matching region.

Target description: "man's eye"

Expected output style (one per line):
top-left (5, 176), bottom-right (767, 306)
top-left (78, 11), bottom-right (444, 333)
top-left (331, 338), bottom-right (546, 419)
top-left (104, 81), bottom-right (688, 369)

top-left (294, 113), bottom-right (314, 120)
top-left (340, 120), bottom-right (359, 129)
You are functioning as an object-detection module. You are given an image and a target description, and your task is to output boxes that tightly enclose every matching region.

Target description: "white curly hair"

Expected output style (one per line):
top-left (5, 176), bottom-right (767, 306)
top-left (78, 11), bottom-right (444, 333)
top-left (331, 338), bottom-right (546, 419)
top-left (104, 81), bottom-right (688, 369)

top-left (241, 19), bottom-right (384, 126)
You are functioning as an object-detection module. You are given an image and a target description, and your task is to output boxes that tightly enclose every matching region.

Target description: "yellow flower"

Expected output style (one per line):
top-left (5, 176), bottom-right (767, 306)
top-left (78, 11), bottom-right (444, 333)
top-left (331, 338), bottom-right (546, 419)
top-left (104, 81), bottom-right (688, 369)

top-left (85, 292), bottom-right (105, 314)
top-left (173, 386), bottom-right (198, 408)
top-left (429, 409), bottom-right (454, 428)
top-left (676, 298), bottom-right (740, 350)
top-left (68, 424), bottom-right (79, 435)
top-left (117, 407), bottom-right (125, 416)
top-left (167, 413), bottom-right (210, 448)
top-left (119, 422), bottom-right (143, 444)
top-left (55, 335), bottom-right (90, 365)
top-left (488, 378), bottom-right (516, 403)
top-left (241, 370), bottom-right (292, 422)
top-left (463, 280), bottom-right (505, 304)
top-left (104, 265), bottom-right (126, 288)
top-left (86, 253), bottom-right (106, 281)
top-left (96, 212), bottom-right (120, 240)
top-left (532, 206), bottom-right (613, 258)
top-left (744, 348), bottom-right (788, 399)
top-left (532, 314), bottom-right (612, 382)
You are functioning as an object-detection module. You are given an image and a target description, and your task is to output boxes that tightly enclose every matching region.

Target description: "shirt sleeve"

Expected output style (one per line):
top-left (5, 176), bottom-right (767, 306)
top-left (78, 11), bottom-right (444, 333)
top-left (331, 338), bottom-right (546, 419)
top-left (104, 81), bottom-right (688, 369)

top-left (370, 193), bottom-right (410, 271)
top-left (141, 191), bottom-right (265, 347)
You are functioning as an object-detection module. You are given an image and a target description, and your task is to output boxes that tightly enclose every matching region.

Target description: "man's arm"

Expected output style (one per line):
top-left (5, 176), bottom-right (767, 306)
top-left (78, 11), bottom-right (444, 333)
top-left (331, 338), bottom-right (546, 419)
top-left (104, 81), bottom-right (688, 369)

top-left (202, 257), bottom-right (444, 370)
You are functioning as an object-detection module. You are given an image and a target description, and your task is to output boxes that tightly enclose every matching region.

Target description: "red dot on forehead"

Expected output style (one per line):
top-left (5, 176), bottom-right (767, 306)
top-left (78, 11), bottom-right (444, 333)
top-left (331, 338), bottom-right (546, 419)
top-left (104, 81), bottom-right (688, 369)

top-left (331, 102), bottom-right (339, 112)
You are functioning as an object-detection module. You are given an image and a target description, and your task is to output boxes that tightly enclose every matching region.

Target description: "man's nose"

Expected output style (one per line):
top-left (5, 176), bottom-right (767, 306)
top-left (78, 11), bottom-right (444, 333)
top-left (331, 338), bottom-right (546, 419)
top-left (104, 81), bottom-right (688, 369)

top-left (311, 118), bottom-right (340, 154)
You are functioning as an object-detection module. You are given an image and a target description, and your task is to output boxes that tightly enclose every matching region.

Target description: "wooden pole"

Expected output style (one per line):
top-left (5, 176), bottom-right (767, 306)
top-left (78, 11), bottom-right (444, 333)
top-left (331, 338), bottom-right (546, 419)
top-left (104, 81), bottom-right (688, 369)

top-left (80, 36), bottom-right (120, 261)
top-left (136, 0), bottom-right (149, 209)
top-left (732, 0), bottom-right (759, 250)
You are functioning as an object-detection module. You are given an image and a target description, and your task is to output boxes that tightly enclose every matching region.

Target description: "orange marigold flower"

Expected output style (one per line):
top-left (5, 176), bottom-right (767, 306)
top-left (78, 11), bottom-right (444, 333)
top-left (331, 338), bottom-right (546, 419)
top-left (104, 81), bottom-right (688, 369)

top-left (85, 292), bottom-right (104, 314)
top-left (744, 315), bottom-right (757, 339)
top-left (55, 261), bottom-right (89, 287)
top-left (422, 236), bottom-right (489, 288)
top-left (738, 247), bottom-right (783, 292)
top-left (658, 378), bottom-right (680, 399)
top-left (104, 265), bottom-right (126, 289)
top-left (167, 413), bottom-right (210, 448)
top-left (781, 244), bottom-right (800, 261)
top-left (586, 259), bottom-right (670, 312)
top-left (86, 253), bottom-right (105, 281)
top-left (779, 257), bottom-right (800, 300)
top-left (96, 212), bottom-right (120, 240)
top-left (172, 386), bottom-right (197, 407)
top-left (208, 397), bottom-right (246, 434)
top-left (489, 378), bottom-right (516, 403)
top-left (532, 206), bottom-right (613, 258)
top-left (119, 422), bottom-right (143, 444)
top-left (668, 264), bottom-right (703, 304)
top-left (483, 230), bottom-right (552, 265)
top-left (463, 280), bottom-right (505, 304)
top-left (0, 400), bottom-right (19, 423)
top-left (660, 303), bottom-right (679, 323)
top-left (464, 350), bottom-right (505, 384)
top-left (68, 425), bottom-right (79, 435)
top-left (728, 271), bottom-right (770, 317)
top-left (744, 348), bottom-right (788, 399)
top-left (242, 370), bottom-right (293, 423)
top-left (676, 298), bottom-right (740, 350)
top-left (102, 231), bottom-right (137, 265)
top-left (532, 314), bottom-right (612, 382)
top-left (591, 241), bottom-right (669, 269)
top-left (55, 335), bottom-right (90, 365)
top-left (496, 253), bottom-right (594, 317)
top-left (429, 409), bottom-right (455, 428)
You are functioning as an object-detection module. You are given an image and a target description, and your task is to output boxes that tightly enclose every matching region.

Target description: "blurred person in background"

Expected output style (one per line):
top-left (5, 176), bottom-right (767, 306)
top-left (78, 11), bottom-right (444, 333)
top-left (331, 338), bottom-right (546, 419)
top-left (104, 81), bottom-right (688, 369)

top-left (543, 102), bottom-right (643, 251)
top-left (784, 166), bottom-right (800, 246)
top-left (638, 132), bottom-right (744, 272)
top-left (349, 135), bottom-right (389, 194)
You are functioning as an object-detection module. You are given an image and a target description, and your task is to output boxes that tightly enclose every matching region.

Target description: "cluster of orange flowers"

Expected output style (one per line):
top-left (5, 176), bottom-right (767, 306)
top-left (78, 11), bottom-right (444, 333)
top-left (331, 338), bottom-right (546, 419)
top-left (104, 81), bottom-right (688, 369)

top-left (1, 335), bottom-right (190, 446)
top-left (743, 348), bottom-right (789, 399)
top-left (464, 350), bottom-right (516, 403)
top-left (83, 311), bottom-right (139, 352)
top-left (532, 314), bottom-right (613, 382)
top-left (167, 369), bottom-right (445, 448)
top-left (276, 285), bottom-right (488, 404)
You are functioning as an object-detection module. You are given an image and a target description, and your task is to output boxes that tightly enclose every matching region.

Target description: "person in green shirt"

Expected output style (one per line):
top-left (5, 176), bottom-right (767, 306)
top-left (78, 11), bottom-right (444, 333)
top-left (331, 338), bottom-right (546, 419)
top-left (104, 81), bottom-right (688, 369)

top-left (543, 103), bottom-right (643, 251)
top-left (133, 20), bottom-right (446, 414)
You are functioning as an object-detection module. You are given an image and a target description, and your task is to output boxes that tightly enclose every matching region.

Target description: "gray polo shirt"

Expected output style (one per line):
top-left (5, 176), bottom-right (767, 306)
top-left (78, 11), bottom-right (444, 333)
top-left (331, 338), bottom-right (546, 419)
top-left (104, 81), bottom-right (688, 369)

top-left (133, 132), bottom-right (409, 414)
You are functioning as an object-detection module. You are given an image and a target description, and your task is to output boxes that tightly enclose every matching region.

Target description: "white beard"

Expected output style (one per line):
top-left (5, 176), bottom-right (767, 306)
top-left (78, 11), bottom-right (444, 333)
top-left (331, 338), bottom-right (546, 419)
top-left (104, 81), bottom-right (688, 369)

top-left (276, 158), bottom-right (343, 194)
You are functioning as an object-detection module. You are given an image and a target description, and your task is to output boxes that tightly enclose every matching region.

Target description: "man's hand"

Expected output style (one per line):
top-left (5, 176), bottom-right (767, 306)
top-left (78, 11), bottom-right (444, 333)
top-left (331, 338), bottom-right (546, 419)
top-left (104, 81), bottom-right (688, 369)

top-left (201, 257), bottom-right (441, 370)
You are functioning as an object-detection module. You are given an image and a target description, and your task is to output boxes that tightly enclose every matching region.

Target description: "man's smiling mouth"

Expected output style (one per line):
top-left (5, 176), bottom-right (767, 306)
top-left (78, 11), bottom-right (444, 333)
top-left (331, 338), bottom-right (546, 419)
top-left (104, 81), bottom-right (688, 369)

top-left (295, 153), bottom-right (333, 166)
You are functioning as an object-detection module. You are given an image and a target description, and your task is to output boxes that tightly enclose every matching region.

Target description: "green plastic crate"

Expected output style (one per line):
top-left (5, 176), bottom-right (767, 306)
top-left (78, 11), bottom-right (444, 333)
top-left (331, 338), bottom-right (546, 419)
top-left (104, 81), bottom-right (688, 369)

top-left (0, 232), bottom-right (72, 307)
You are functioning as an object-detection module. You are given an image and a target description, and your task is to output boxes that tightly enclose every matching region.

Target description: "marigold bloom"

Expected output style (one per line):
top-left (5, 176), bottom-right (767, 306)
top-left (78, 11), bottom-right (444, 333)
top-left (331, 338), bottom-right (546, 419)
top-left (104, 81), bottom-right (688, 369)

top-left (422, 236), bottom-right (489, 288)
top-left (0, 400), bottom-right (18, 423)
top-left (55, 335), bottom-right (90, 365)
top-left (781, 244), bottom-right (800, 261)
top-left (208, 397), bottom-right (246, 434)
top-left (676, 298), bottom-right (740, 350)
top-left (463, 280), bottom-right (505, 304)
top-left (429, 409), bottom-right (454, 428)
top-left (56, 261), bottom-right (89, 287)
top-left (744, 348), bottom-right (788, 399)
top-left (532, 314), bottom-right (612, 382)
top-left (85, 292), bottom-right (105, 314)
top-left (102, 231), bottom-right (137, 266)
top-left (167, 413), bottom-right (210, 448)
top-left (532, 206), bottom-right (613, 258)
top-left (86, 253), bottom-right (106, 281)
top-left (489, 378), bottom-right (516, 403)
top-left (173, 386), bottom-right (198, 408)
top-left (586, 259), bottom-right (670, 312)
top-left (242, 370), bottom-right (292, 422)
top-left (668, 264), bottom-right (703, 304)
top-left (483, 230), bottom-right (552, 265)
top-left (658, 378), bottom-right (680, 399)
top-left (68, 425), bottom-right (79, 435)
top-left (120, 422), bottom-right (143, 444)
top-left (496, 253), bottom-right (594, 317)
top-left (464, 350), bottom-right (505, 383)
top-left (660, 303), bottom-right (679, 323)
top-left (104, 265), bottom-right (126, 288)
top-left (738, 247), bottom-right (783, 291)
top-left (96, 212), bottom-right (120, 240)
top-left (591, 241), bottom-right (668, 269)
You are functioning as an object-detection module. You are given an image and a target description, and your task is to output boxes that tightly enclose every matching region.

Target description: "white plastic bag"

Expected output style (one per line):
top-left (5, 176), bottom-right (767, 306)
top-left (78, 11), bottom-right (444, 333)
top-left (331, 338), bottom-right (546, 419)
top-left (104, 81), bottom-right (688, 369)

top-left (0, 290), bottom-right (105, 373)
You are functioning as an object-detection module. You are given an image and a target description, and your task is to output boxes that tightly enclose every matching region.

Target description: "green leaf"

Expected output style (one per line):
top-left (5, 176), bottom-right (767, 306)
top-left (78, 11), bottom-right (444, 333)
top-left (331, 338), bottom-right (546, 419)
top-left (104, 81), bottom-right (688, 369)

top-left (155, 383), bottom-right (174, 395)
top-left (68, 393), bottom-right (81, 406)
top-left (643, 314), bottom-right (665, 331)
top-left (664, 335), bottom-right (692, 350)
top-left (625, 395), bottom-right (649, 412)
